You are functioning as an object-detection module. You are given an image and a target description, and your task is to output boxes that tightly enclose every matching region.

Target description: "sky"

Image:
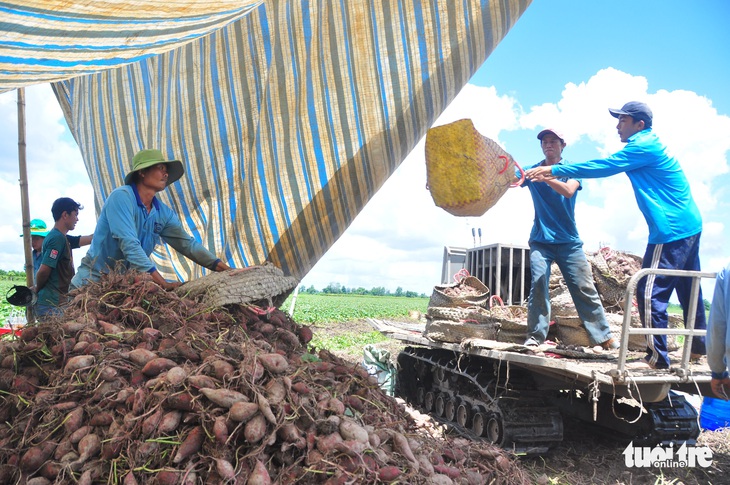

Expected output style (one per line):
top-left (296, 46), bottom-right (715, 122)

top-left (1, 0), bottom-right (729, 301)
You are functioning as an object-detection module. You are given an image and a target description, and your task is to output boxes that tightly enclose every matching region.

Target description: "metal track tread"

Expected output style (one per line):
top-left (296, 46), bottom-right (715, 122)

top-left (397, 346), bottom-right (563, 454)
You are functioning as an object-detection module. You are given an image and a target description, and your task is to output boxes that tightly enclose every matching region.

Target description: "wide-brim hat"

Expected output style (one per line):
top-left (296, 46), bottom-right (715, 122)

top-left (20, 218), bottom-right (49, 238)
top-left (124, 149), bottom-right (184, 186)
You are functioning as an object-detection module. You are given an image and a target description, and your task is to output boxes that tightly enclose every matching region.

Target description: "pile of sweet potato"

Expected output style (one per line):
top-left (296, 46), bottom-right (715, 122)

top-left (0, 270), bottom-right (528, 484)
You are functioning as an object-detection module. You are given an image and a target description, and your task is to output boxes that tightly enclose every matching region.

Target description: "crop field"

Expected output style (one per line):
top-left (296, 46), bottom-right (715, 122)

top-left (0, 278), bottom-right (27, 326)
top-left (283, 292), bottom-right (429, 324)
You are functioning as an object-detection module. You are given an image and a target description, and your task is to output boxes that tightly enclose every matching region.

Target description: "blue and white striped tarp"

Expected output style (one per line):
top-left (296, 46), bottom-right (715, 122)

top-left (5, 0), bottom-right (532, 283)
top-left (0, 1), bottom-right (264, 90)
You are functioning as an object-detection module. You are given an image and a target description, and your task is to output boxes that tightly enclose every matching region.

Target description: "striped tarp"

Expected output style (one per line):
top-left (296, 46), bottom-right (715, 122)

top-left (40, 0), bottom-right (531, 282)
top-left (0, 1), bottom-right (263, 91)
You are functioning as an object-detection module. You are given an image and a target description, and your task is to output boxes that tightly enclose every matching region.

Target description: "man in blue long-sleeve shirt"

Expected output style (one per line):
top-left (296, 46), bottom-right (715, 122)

top-left (72, 149), bottom-right (231, 290)
top-left (525, 102), bottom-right (706, 369)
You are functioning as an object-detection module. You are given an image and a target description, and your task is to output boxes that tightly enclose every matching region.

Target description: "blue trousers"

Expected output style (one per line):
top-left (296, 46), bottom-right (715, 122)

top-left (527, 241), bottom-right (612, 345)
top-left (637, 233), bottom-right (706, 369)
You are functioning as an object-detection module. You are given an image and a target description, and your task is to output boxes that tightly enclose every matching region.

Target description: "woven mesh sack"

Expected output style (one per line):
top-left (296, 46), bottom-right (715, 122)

top-left (427, 306), bottom-right (493, 325)
top-left (424, 319), bottom-right (499, 343)
top-left (425, 119), bottom-right (521, 217)
top-left (175, 262), bottom-right (299, 308)
top-left (428, 276), bottom-right (490, 309)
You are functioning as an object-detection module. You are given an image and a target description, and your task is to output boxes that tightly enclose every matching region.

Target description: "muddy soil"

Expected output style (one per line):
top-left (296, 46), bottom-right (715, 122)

top-left (312, 319), bottom-right (730, 485)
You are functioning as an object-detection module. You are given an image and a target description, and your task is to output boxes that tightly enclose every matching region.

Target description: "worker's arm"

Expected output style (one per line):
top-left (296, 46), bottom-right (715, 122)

top-left (79, 234), bottom-right (93, 247)
top-left (545, 178), bottom-right (580, 198)
top-left (34, 264), bottom-right (52, 292)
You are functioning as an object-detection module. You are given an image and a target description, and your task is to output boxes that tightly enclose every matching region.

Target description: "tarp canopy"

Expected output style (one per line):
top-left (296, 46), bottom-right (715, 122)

top-left (3, 0), bottom-right (531, 282)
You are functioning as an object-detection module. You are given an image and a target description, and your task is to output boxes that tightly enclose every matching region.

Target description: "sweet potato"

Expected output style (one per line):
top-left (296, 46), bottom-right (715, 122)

top-left (392, 431), bottom-right (419, 469)
top-left (69, 425), bottom-right (92, 444)
top-left (61, 319), bottom-right (89, 334)
top-left (141, 357), bottom-right (177, 377)
top-left (76, 433), bottom-right (102, 462)
top-left (165, 391), bottom-right (196, 411)
top-left (98, 320), bottom-right (124, 335)
top-left (298, 325), bottom-right (313, 344)
top-left (186, 374), bottom-right (218, 389)
top-left (208, 359), bottom-right (235, 380)
top-left (247, 459), bottom-right (271, 485)
top-left (265, 378), bottom-right (287, 405)
top-left (173, 425), bottom-right (205, 464)
top-left (26, 478), bottom-right (52, 485)
top-left (157, 410), bottom-right (183, 434)
top-left (316, 432), bottom-right (344, 454)
top-left (89, 411), bottom-right (114, 427)
top-left (335, 439), bottom-right (369, 457)
top-left (216, 458), bottom-right (236, 480)
top-left (291, 381), bottom-right (312, 395)
top-left (257, 353), bottom-right (288, 374)
top-left (378, 466), bottom-right (402, 482)
top-left (165, 366), bottom-right (187, 386)
top-left (19, 442), bottom-right (55, 472)
top-left (63, 355), bottom-right (95, 374)
top-left (174, 342), bottom-right (200, 362)
top-left (244, 414), bottom-right (268, 443)
top-left (123, 348), bottom-right (158, 367)
top-left (257, 393), bottom-right (277, 424)
top-left (141, 407), bottom-right (163, 436)
top-left (200, 387), bottom-right (248, 408)
top-left (433, 465), bottom-right (460, 479)
top-left (64, 407), bottom-right (84, 434)
top-left (339, 418), bottom-right (369, 444)
top-left (229, 401), bottom-right (260, 422)
top-left (213, 416), bottom-right (228, 445)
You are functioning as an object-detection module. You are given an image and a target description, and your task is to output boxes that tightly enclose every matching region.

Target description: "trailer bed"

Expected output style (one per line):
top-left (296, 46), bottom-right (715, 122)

top-left (367, 318), bottom-right (713, 402)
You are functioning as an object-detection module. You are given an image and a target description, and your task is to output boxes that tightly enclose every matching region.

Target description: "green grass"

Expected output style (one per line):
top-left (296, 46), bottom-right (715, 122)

top-left (311, 330), bottom-right (390, 352)
top-left (282, 293), bottom-right (429, 324)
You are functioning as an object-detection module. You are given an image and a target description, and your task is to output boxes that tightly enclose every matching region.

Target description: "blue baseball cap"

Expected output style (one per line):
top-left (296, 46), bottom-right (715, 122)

top-left (609, 101), bottom-right (653, 128)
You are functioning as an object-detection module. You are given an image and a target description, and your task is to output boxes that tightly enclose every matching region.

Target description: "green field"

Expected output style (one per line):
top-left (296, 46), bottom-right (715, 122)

top-left (0, 278), bottom-right (28, 325)
top-left (282, 292), bottom-right (429, 324)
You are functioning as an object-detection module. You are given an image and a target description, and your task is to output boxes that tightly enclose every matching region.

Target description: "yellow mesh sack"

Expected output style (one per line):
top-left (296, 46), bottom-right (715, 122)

top-left (425, 119), bottom-right (522, 217)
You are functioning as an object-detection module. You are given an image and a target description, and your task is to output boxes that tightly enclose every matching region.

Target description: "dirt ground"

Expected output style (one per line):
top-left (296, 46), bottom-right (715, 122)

top-left (312, 319), bottom-right (730, 485)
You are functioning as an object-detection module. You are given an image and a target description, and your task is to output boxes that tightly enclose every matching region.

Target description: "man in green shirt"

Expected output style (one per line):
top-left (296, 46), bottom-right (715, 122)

top-left (34, 198), bottom-right (91, 318)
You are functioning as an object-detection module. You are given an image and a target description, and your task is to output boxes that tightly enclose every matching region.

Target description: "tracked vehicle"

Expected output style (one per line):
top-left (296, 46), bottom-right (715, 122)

top-left (369, 265), bottom-right (715, 454)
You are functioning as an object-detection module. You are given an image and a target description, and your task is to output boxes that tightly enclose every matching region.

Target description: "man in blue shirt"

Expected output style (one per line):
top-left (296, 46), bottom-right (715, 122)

top-left (522, 128), bottom-right (616, 350)
top-left (525, 102), bottom-right (706, 369)
top-left (72, 149), bottom-right (231, 290)
top-left (708, 263), bottom-right (730, 399)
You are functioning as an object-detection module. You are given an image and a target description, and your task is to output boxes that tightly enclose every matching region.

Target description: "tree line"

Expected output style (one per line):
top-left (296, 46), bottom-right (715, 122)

top-left (299, 282), bottom-right (427, 298)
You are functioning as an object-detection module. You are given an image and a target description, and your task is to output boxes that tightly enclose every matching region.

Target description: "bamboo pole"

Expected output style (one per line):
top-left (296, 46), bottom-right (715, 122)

top-left (17, 87), bottom-right (35, 322)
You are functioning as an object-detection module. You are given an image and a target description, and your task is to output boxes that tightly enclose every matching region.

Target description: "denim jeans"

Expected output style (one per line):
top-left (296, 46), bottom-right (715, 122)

top-left (527, 241), bottom-right (611, 345)
top-left (35, 304), bottom-right (64, 320)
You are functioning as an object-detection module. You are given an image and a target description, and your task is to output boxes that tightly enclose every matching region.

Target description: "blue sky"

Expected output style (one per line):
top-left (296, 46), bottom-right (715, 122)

top-left (1, 0), bottom-right (729, 300)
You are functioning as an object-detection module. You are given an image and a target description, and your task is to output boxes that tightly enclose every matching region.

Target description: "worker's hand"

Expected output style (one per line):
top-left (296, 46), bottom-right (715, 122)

top-left (161, 281), bottom-right (183, 291)
top-left (213, 261), bottom-right (231, 272)
top-left (711, 377), bottom-right (730, 400)
top-left (525, 165), bottom-right (555, 182)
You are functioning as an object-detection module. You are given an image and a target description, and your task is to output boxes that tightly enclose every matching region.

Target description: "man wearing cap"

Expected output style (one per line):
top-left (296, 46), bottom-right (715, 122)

top-left (525, 102), bottom-right (706, 369)
top-left (71, 149), bottom-right (231, 290)
top-left (21, 218), bottom-right (92, 283)
top-left (521, 128), bottom-right (617, 350)
top-left (34, 198), bottom-right (91, 318)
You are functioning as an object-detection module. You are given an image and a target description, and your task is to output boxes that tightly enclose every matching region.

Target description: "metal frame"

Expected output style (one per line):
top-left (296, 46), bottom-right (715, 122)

top-left (465, 243), bottom-right (530, 306)
top-left (611, 268), bottom-right (716, 384)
